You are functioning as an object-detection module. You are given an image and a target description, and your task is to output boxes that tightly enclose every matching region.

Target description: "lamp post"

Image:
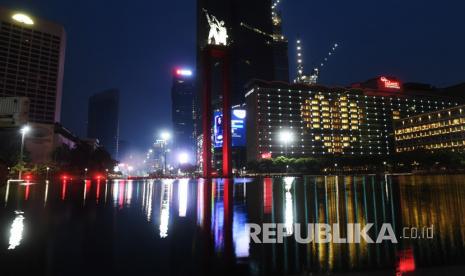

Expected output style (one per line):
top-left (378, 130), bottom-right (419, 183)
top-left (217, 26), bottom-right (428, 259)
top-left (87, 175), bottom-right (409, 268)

top-left (178, 152), bottom-right (189, 176)
top-left (84, 168), bottom-right (88, 179)
top-left (46, 167), bottom-right (50, 180)
top-left (279, 130), bottom-right (294, 158)
top-left (18, 125), bottom-right (30, 180)
top-left (160, 132), bottom-right (171, 176)
top-left (279, 130), bottom-right (294, 174)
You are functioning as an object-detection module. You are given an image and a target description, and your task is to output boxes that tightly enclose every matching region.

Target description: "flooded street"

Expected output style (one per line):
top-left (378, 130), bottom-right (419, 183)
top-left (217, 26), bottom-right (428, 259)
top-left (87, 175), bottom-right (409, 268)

top-left (0, 175), bottom-right (464, 275)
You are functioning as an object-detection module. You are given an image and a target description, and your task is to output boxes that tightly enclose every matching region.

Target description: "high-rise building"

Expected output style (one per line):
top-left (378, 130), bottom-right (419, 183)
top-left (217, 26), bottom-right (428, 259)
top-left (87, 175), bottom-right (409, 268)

top-left (87, 89), bottom-right (120, 158)
top-left (0, 7), bottom-right (66, 124)
top-left (171, 69), bottom-right (195, 154)
top-left (245, 78), bottom-right (464, 161)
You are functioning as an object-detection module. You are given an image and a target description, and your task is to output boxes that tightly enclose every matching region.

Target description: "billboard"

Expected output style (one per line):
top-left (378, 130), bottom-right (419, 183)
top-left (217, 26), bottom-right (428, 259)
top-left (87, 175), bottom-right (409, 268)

top-left (214, 109), bottom-right (246, 148)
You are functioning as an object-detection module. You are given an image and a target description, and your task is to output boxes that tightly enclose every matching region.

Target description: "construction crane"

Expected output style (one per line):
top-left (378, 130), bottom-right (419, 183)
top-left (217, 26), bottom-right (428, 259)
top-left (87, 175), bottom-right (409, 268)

top-left (239, 0), bottom-right (286, 42)
top-left (294, 39), bottom-right (339, 85)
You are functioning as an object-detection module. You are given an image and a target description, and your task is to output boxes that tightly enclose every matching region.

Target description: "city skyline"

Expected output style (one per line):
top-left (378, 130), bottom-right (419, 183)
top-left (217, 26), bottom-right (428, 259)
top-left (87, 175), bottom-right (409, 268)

top-left (1, 0), bottom-right (464, 151)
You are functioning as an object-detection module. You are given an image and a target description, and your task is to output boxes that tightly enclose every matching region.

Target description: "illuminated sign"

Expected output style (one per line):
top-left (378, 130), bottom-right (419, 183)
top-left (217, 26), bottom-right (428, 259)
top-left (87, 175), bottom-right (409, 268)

top-left (214, 109), bottom-right (246, 148)
top-left (261, 152), bottom-right (272, 159)
top-left (380, 76), bottom-right (401, 90)
top-left (12, 14), bottom-right (34, 25)
top-left (176, 69), bottom-right (193, 76)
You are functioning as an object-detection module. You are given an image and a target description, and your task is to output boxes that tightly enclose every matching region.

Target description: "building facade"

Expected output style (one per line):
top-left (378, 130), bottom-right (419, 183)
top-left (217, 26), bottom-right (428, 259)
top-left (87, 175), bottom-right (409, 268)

top-left (0, 96), bottom-right (29, 127)
top-left (87, 89), bottom-right (120, 159)
top-left (245, 79), bottom-right (463, 161)
top-left (394, 105), bottom-right (465, 153)
top-left (0, 7), bottom-right (66, 124)
top-left (171, 69), bottom-right (195, 155)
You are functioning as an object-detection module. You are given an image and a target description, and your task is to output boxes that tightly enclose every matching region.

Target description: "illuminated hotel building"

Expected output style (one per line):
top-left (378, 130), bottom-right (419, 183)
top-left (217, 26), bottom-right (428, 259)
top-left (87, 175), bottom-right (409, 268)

top-left (0, 7), bottom-right (66, 124)
top-left (394, 105), bottom-right (465, 153)
top-left (245, 78), bottom-right (463, 161)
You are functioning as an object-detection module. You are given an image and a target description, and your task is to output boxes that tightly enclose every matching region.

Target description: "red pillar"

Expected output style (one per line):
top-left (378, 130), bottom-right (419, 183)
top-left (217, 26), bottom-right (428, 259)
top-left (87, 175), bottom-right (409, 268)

top-left (201, 46), bottom-right (232, 178)
top-left (221, 52), bottom-right (232, 178)
top-left (202, 49), bottom-right (213, 178)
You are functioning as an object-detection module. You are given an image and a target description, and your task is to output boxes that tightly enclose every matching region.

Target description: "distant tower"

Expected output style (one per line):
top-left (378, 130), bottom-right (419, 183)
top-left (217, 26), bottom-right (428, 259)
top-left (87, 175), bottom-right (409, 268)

top-left (171, 68), bottom-right (195, 156)
top-left (87, 89), bottom-right (120, 158)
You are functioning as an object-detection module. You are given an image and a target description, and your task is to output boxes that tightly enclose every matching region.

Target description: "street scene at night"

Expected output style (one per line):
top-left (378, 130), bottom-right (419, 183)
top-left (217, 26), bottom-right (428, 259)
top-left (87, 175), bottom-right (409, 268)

top-left (0, 0), bottom-right (464, 275)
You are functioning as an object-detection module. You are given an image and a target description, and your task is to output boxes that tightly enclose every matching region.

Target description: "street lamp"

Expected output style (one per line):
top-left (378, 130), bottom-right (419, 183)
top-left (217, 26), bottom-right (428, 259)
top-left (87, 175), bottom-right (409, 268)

top-left (46, 167), bottom-right (50, 180)
top-left (178, 152), bottom-right (189, 165)
top-left (279, 130), bottom-right (294, 157)
top-left (18, 125), bottom-right (30, 180)
top-left (84, 168), bottom-right (88, 179)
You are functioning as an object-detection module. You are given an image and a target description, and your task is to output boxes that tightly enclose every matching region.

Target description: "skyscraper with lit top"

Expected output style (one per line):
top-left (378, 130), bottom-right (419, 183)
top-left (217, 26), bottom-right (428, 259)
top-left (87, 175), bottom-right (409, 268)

top-left (0, 7), bottom-right (66, 124)
top-left (171, 68), bottom-right (195, 155)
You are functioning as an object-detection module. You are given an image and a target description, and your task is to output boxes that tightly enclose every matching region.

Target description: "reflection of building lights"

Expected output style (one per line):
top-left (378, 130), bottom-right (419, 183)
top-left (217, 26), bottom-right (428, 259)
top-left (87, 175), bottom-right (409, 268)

top-left (44, 181), bottom-right (49, 206)
top-left (112, 180), bottom-right (119, 205)
top-left (8, 211), bottom-right (25, 250)
top-left (178, 179), bottom-right (189, 217)
top-left (160, 180), bottom-right (173, 238)
top-left (144, 181), bottom-right (154, 222)
top-left (233, 205), bottom-right (250, 258)
top-left (126, 180), bottom-right (133, 205)
top-left (196, 179), bottom-right (205, 226)
top-left (284, 177), bottom-right (294, 235)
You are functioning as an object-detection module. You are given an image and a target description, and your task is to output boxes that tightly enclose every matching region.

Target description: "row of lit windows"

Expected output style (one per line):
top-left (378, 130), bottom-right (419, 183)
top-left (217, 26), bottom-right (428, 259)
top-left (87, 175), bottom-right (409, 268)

top-left (396, 118), bottom-right (465, 135)
top-left (396, 126), bottom-right (465, 141)
top-left (397, 140), bottom-right (465, 152)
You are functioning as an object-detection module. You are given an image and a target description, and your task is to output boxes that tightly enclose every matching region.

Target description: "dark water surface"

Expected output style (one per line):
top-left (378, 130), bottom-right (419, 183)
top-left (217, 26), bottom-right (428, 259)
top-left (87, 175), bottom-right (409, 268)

top-left (0, 175), bottom-right (464, 275)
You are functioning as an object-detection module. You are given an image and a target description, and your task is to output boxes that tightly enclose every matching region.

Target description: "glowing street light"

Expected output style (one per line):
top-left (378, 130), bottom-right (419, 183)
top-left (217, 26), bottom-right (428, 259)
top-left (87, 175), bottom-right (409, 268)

top-left (18, 125), bottom-right (31, 180)
top-left (279, 130), bottom-right (294, 164)
top-left (178, 152), bottom-right (189, 165)
top-left (279, 130), bottom-right (294, 145)
top-left (161, 131), bottom-right (171, 141)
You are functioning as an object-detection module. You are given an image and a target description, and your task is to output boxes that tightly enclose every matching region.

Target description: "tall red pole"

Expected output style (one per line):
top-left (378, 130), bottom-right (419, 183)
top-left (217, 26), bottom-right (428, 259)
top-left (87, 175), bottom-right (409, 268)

top-left (202, 49), bottom-right (213, 178)
top-left (222, 51), bottom-right (232, 178)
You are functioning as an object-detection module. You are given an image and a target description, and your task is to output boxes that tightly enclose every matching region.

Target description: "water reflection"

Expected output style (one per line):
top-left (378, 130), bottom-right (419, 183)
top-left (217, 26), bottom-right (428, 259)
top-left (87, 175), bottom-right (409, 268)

top-left (159, 179), bottom-right (173, 238)
top-left (0, 175), bottom-right (463, 275)
top-left (178, 178), bottom-right (189, 217)
top-left (8, 211), bottom-right (25, 250)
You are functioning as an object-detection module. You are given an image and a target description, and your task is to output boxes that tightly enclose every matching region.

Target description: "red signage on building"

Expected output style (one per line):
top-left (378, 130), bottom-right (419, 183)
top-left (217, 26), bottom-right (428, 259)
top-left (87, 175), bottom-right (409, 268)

top-left (380, 76), bottom-right (401, 90)
top-left (261, 152), bottom-right (272, 159)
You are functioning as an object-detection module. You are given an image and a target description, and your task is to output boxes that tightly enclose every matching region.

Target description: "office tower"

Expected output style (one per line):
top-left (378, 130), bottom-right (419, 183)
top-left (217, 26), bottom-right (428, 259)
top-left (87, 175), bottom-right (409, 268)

top-left (87, 89), bottom-right (120, 158)
top-left (171, 68), bottom-right (195, 154)
top-left (0, 7), bottom-right (66, 124)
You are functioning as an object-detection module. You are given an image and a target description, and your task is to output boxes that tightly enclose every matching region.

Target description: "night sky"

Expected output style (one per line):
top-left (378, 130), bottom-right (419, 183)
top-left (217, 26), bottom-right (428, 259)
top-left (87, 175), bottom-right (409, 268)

top-left (2, 0), bottom-right (465, 153)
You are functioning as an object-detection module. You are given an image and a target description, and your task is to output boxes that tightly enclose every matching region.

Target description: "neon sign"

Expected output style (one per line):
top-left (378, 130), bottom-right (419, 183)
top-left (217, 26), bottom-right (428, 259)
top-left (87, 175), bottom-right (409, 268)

top-left (261, 152), bottom-right (272, 159)
top-left (380, 76), bottom-right (401, 90)
top-left (176, 69), bottom-right (193, 76)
